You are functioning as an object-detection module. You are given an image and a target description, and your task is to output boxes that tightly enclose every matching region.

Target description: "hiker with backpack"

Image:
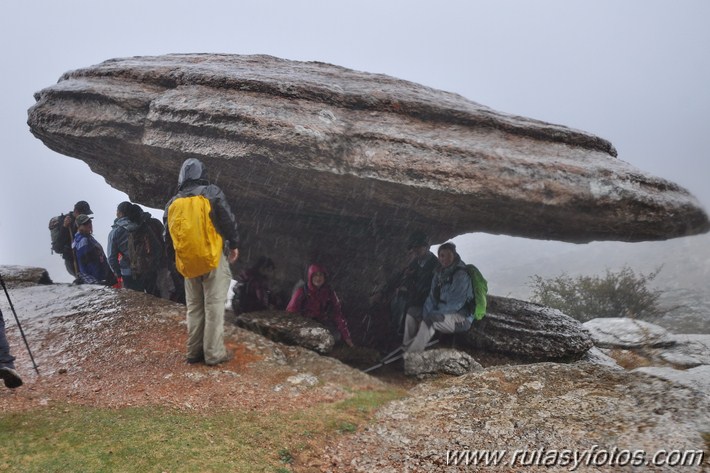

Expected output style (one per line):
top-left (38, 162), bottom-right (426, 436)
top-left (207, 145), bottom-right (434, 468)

top-left (126, 203), bottom-right (167, 298)
top-left (232, 256), bottom-right (276, 314)
top-left (72, 214), bottom-right (116, 286)
top-left (286, 264), bottom-right (354, 347)
top-left (165, 158), bottom-right (240, 366)
top-left (107, 201), bottom-right (141, 290)
top-left (402, 242), bottom-right (476, 353)
top-left (372, 231), bottom-right (439, 339)
top-left (48, 200), bottom-right (93, 277)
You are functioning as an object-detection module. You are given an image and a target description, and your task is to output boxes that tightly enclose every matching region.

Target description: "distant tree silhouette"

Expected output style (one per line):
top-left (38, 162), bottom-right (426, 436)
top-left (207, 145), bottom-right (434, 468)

top-left (529, 265), bottom-right (665, 322)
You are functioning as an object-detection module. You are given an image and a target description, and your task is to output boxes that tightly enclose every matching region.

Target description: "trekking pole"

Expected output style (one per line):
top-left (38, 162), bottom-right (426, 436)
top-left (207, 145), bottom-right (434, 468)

top-left (0, 273), bottom-right (40, 375)
top-left (363, 339), bottom-right (439, 373)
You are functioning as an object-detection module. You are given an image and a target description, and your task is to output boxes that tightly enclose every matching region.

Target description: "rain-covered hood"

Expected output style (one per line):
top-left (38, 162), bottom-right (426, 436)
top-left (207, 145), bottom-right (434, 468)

top-left (307, 264), bottom-right (328, 290)
top-left (178, 158), bottom-right (208, 189)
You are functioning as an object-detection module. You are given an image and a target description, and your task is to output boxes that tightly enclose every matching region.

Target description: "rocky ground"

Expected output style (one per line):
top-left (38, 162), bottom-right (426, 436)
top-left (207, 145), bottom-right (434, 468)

top-left (0, 282), bottom-right (382, 415)
top-left (1, 266), bottom-right (708, 472)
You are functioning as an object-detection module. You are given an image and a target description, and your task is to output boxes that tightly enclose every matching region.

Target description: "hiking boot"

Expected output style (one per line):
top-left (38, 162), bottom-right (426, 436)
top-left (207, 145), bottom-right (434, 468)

top-left (0, 367), bottom-right (23, 389)
top-left (186, 354), bottom-right (205, 364)
top-left (205, 349), bottom-right (234, 366)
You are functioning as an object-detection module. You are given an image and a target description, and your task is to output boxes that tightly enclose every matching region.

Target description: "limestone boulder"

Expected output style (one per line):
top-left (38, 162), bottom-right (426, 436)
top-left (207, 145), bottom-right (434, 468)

top-left (633, 365), bottom-right (710, 396)
top-left (661, 334), bottom-right (710, 367)
top-left (403, 348), bottom-right (483, 377)
top-left (578, 346), bottom-right (623, 370)
top-left (463, 295), bottom-right (594, 359)
top-left (0, 265), bottom-right (52, 289)
top-left (234, 310), bottom-right (335, 354)
top-left (583, 317), bottom-right (676, 349)
top-left (27, 54), bottom-right (709, 246)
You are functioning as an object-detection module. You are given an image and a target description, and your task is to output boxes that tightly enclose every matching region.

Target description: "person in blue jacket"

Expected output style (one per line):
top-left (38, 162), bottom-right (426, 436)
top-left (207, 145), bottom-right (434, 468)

top-left (402, 241), bottom-right (473, 353)
top-left (73, 214), bottom-right (114, 285)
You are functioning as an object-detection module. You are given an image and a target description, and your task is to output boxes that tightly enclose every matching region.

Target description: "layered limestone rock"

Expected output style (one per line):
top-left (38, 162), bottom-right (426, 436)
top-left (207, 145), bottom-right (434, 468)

top-left (27, 54), bottom-right (710, 343)
top-left (234, 310), bottom-right (335, 354)
top-left (463, 295), bottom-right (594, 359)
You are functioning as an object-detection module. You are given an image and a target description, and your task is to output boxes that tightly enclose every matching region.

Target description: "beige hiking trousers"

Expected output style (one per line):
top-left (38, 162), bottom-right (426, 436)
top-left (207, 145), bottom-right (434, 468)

top-left (184, 253), bottom-right (231, 364)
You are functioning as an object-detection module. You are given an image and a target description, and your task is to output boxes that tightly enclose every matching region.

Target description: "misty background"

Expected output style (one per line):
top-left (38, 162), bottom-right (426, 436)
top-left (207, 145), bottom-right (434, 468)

top-left (1, 1), bottom-right (708, 331)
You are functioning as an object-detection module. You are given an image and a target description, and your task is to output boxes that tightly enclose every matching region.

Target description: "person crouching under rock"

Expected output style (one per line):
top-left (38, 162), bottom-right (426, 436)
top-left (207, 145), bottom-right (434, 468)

top-left (402, 242), bottom-right (473, 353)
top-left (286, 264), bottom-right (354, 347)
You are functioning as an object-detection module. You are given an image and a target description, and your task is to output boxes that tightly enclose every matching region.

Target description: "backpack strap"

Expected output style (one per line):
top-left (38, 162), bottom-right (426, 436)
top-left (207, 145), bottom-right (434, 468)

top-left (451, 265), bottom-right (476, 314)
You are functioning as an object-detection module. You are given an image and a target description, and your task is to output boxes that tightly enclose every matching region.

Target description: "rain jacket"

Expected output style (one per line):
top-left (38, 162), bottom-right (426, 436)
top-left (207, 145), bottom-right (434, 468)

top-left (164, 158), bottom-right (240, 260)
top-left (73, 232), bottom-right (111, 284)
top-left (107, 216), bottom-right (139, 277)
top-left (423, 257), bottom-right (474, 322)
top-left (286, 264), bottom-right (352, 343)
top-left (384, 251), bottom-right (439, 308)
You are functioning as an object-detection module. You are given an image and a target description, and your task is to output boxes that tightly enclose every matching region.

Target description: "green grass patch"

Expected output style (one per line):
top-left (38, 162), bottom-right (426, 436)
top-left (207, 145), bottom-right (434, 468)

top-left (0, 388), bottom-right (404, 473)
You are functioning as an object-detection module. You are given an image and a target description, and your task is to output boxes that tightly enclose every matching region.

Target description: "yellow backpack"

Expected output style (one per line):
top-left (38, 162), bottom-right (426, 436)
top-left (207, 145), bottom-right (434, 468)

top-left (168, 195), bottom-right (223, 278)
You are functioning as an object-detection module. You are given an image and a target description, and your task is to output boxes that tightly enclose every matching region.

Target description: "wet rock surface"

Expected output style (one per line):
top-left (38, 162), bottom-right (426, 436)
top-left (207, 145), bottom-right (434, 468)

top-left (234, 310), bottom-right (335, 354)
top-left (0, 282), bottom-right (381, 414)
top-left (463, 295), bottom-right (594, 359)
top-left (27, 54), bottom-right (710, 346)
top-left (403, 348), bottom-right (482, 377)
top-left (579, 346), bottom-right (624, 370)
top-left (633, 365), bottom-right (710, 394)
top-left (0, 264), bottom-right (53, 288)
top-left (324, 362), bottom-right (710, 472)
top-left (582, 318), bottom-right (710, 406)
top-left (583, 317), bottom-right (677, 348)
top-left (3, 270), bottom-right (709, 472)
top-left (663, 334), bottom-right (710, 367)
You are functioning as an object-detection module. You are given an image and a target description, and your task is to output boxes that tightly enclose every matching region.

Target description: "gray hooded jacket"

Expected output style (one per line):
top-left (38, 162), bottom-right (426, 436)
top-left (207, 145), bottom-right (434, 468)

top-left (164, 158), bottom-right (240, 257)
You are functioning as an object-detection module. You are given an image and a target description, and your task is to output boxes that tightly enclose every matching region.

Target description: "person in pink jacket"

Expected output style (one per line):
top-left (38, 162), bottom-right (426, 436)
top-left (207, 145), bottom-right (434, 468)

top-left (286, 264), bottom-right (354, 347)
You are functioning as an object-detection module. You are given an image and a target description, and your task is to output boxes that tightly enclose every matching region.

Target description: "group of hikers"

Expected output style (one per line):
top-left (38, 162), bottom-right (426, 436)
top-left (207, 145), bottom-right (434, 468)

top-left (2, 157), bottom-right (486, 389)
top-left (48, 200), bottom-right (176, 300)
top-left (232, 225), bottom-right (486, 357)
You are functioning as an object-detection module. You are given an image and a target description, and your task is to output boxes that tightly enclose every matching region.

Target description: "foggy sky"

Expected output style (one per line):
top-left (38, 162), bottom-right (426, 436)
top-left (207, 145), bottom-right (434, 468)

top-left (1, 0), bottom-right (708, 283)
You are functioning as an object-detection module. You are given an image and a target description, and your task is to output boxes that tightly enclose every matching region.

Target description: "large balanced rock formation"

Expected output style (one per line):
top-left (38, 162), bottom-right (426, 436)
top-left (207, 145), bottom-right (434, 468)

top-left (27, 54), bottom-right (709, 342)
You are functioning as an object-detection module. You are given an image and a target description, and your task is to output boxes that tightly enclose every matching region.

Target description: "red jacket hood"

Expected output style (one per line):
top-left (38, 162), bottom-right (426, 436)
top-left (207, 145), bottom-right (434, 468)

top-left (307, 264), bottom-right (328, 290)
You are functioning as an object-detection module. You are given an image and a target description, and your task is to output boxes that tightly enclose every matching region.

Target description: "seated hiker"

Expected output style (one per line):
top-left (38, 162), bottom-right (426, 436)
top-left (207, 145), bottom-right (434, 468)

top-left (49, 200), bottom-right (93, 277)
top-left (0, 307), bottom-right (23, 389)
top-left (402, 242), bottom-right (473, 353)
top-left (233, 256), bottom-right (276, 314)
top-left (286, 264), bottom-right (354, 347)
top-left (373, 231), bottom-right (438, 338)
top-left (107, 201), bottom-right (141, 290)
top-left (72, 214), bottom-right (116, 286)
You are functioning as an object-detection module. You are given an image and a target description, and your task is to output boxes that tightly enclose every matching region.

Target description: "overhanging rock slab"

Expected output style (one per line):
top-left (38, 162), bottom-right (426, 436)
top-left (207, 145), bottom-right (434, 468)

top-left (27, 54), bottom-right (710, 343)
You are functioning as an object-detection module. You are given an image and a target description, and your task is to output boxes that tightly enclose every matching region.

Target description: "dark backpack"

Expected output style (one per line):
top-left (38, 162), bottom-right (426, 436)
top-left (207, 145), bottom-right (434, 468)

top-left (48, 214), bottom-right (71, 254)
top-left (127, 218), bottom-right (164, 276)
